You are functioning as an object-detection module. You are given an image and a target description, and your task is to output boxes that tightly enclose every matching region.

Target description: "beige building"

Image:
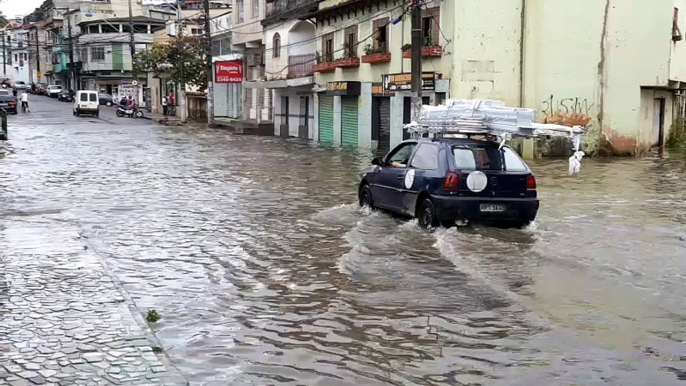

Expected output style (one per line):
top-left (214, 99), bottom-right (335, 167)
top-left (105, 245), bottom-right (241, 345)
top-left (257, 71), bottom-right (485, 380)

top-left (306, 0), bottom-right (686, 156)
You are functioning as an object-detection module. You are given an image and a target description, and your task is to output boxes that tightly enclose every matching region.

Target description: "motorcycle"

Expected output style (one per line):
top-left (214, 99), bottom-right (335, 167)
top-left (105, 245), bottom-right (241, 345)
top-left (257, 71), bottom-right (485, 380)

top-left (116, 104), bottom-right (144, 118)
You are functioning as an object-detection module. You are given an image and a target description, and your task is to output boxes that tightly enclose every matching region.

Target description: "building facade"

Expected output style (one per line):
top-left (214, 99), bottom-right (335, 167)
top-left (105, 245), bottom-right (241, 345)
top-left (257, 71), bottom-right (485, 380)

top-left (262, 0), bottom-right (319, 138)
top-left (232, 0), bottom-right (273, 125)
top-left (211, 11), bottom-right (243, 120)
top-left (74, 16), bottom-right (166, 96)
top-left (10, 28), bottom-right (31, 85)
top-left (308, 0), bottom-right (450, 150)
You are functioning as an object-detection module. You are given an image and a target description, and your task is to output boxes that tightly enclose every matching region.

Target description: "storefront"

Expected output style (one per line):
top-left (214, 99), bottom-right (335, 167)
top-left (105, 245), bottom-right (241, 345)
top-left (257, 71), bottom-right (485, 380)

top-left (318, 94), bottom-right (334, 144)
top-left (371, 83), bottom-right (394, 152)
top-left (321, 81), bottom-right (361, 147)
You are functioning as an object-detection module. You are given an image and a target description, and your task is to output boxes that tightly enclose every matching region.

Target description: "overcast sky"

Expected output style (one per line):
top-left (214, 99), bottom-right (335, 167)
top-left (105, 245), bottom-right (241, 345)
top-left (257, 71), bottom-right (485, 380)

top-left (1, 0), bottom-right (43, 19)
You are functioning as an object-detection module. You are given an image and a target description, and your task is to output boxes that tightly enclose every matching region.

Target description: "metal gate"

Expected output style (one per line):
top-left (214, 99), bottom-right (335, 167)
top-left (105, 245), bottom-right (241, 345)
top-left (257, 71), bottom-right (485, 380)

top-left (318, 95), bottom-right (334, 144)
top-left (341, 96), bottom-right (358, 147)
top-left (378, 97), bottom-right (391, 152)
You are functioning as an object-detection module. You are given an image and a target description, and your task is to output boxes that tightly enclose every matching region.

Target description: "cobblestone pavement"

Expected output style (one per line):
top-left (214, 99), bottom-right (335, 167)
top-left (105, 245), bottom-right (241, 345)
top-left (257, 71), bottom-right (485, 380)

top-left (0, 218), bottom-right (188, 386)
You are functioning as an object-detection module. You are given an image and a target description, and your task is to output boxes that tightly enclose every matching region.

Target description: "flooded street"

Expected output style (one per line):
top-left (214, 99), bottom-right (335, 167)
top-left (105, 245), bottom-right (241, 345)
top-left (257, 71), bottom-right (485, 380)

top-left (2, 98), bottom-right (686, 385)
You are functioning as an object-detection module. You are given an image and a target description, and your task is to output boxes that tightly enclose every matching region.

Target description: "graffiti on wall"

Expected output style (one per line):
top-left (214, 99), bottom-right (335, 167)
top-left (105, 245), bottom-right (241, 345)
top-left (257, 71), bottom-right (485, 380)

top-left (541, 95), bottom-right (594, 126)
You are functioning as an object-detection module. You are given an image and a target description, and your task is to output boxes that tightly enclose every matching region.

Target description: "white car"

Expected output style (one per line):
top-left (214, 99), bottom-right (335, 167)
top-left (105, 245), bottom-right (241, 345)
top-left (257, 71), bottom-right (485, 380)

top-left (46, 85), bottom-right (62, 98)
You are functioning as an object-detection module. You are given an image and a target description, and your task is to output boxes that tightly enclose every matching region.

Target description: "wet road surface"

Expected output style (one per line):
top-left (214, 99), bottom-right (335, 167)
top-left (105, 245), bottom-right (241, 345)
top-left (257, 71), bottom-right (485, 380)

top-left (2, 97), bottom-right (686, 385)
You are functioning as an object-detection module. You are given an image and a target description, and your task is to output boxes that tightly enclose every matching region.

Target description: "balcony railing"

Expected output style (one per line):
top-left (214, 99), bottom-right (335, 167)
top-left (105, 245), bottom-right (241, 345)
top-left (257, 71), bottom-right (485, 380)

top-left (288, 54), bottom-right (315, 79)
top-left (265, 0), bottom-right (319, 21)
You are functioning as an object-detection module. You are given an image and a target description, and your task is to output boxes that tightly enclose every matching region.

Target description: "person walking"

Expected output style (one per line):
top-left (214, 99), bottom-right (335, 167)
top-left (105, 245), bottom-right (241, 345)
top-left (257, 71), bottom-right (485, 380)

top-left (162, 95), bottom-right (168, 116)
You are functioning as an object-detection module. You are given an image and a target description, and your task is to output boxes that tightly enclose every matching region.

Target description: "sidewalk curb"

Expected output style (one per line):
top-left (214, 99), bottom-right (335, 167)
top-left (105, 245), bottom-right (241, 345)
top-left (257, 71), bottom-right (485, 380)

top-left (77, 229), bottom-right (190, 386)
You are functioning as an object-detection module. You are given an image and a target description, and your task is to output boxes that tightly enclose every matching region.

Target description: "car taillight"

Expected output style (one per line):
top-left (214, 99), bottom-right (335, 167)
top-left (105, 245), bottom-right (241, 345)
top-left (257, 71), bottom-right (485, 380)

top-left (443, 171), bottom-right (460, 191)
top-left (9, 101), bottom-right (15, 105)
top-left (526, 175), bottom-right (537, 190)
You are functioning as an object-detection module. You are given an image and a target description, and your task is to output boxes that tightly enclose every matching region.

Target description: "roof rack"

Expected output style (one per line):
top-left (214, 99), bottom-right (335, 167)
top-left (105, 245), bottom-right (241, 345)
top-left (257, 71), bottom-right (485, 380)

top-left (405, 99), bottom-right (586, 175)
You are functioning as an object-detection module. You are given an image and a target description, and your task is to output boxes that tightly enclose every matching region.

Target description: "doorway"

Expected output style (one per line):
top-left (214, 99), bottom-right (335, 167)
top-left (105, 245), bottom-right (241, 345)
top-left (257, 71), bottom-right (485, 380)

top-left (653, 98), bottom-right (665, 147)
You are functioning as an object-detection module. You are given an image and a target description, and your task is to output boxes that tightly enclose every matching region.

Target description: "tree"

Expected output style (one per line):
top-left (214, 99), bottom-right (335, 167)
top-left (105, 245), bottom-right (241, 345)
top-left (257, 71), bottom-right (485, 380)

top-left (134, 36), bottom-right (208, 92)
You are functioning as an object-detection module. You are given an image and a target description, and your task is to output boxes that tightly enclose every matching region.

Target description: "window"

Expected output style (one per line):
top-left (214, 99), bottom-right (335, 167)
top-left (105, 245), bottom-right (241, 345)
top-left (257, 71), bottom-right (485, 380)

top-left (372, 18), bottom-right (388, 51)
top-left (422, 7), bottom-right (440, 46)
top-left (386, 143), bottom-right (417, 167)
top-left (252, 0), bottom-right (259, 19)
top-left (453, 146), bottom-right (502, 171)
top-left (190, 28), bottom-right (204, 36)
top-left (91, 47), bottom-right (105, 61)
top-left (272, 33), bottom-right (280, 58)
top-left (502, 148), bottom-right (528, 171)
top-left (322, 32), bottom-right (334, 62)
top-left (89, 93), bottom-right (97, 102)
top-left (80, 93), bottom-right (88, 102)
top-left (344, 26), bottom-right (357, 58)
top-left (410, 143), bottom-right (439, 170)
top-left (236, 0), bottom-right (244, 23)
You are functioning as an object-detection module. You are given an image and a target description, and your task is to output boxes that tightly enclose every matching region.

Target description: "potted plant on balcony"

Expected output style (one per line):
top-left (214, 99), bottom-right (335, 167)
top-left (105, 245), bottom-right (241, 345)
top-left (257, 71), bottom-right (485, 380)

top-left (361, 44), bottom-right (391, 64)
top-left (313, 51), bottom-right (335, 73)
top-left (402, 41), bottom-right (443, 58)
top-left (332, 43), bottom-right (360, 69)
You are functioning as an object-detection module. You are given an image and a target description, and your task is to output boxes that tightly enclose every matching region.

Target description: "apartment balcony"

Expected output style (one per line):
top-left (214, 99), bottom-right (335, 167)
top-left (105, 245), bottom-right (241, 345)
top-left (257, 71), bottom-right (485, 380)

top-left (263, 0), bottom-right (320, 26)
top-left (288, 54), bottom-right (315, 79)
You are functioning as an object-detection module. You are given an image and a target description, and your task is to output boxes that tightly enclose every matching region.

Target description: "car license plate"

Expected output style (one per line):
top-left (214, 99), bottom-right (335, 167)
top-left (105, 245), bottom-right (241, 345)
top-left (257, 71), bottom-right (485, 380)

top-left (0, 103), bottom-right (7, 107)
top-left (81, 104), bottom-right (88, 108)
top-left (480, 203), bottom-right (506, 212)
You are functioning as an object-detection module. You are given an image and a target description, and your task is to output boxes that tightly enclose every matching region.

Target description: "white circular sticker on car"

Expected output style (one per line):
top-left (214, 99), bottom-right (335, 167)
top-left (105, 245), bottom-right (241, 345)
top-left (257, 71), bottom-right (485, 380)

top-left (404, 169), bottom-right (415, 189)
top-left (466, 171), bottom-right (488, 192)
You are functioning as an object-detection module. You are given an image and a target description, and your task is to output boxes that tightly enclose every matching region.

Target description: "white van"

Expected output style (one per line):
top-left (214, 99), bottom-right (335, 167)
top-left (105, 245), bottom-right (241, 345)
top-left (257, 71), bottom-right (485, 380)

top-left (73, 90), bottom-right (99, 117)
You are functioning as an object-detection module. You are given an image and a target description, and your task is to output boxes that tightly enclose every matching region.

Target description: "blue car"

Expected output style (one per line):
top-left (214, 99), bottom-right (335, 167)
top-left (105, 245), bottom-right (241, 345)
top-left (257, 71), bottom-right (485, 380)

top-left (358, 137), bottom-right (540, 229)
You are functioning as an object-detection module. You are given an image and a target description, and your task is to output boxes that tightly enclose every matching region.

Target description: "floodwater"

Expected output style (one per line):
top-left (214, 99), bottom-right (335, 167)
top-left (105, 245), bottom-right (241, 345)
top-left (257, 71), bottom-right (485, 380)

top-left (3, 101), bottom-right (686, 385)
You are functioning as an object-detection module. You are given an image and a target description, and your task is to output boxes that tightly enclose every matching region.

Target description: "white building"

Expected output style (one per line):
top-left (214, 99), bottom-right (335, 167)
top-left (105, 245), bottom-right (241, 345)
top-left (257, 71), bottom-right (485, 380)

top-left (211, 12), bottom-right (243, 120)
top-left (10, 28), bottom-right (31, 85)
top-left (261, 0), bottom-right (318, 138)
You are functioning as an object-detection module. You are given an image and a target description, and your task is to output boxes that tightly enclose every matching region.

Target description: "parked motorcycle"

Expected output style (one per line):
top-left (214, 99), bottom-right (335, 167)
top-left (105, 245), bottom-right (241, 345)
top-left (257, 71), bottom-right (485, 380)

top-left (116, 104), bottom-right (144, 118)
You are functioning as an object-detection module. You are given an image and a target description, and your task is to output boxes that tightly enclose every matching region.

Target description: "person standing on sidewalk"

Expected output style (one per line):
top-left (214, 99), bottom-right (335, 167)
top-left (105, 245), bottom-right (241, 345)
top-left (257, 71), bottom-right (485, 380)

top-left (162, 95), bottom-right (169, 116)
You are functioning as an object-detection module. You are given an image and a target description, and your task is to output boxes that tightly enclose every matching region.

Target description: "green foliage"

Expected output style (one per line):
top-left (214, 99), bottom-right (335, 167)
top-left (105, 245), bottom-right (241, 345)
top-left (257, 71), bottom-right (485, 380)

top-left (146, 309), bottom-right (160, 323)
top-left (363, 44), bottom-right (387, 55)
top-left (134, 36), bottom-right (208, 92)
top-left (666, 118), bottom-right (686, 149)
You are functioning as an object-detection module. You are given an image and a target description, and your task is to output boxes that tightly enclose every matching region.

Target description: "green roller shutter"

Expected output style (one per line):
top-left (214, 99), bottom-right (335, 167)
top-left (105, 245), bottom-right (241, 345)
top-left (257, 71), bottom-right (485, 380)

top-left (341, 96), bottom-right (358, 147)
top-left (318, 95), bottom-right (334, 144)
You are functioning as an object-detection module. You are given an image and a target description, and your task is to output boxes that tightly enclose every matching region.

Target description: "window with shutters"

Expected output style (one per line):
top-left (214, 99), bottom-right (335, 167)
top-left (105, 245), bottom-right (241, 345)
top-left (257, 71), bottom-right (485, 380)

top-left (322, 32), bottom-right (334, 62)
top-left (344, 26), bottom-right (357, 58)
top-left (421, 7), bottom-right (440, 46)
top-left (372, 18), bottom-right (388, 52)
top-left (273, 33), bottom-right (281, 58)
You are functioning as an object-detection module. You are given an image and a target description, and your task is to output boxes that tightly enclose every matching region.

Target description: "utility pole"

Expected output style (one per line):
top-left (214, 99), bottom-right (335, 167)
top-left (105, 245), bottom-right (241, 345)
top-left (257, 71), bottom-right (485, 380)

top-left (410, 0), bottom-right (423, 122)
top-left (128, 0), bottom-right (138, 103)
top-left (177, 0), bottom-right (187, 122)
top-left (34, 27), bottom-right (40, 82)
top-left (66, 8), bottom-right (76, 90)
top-left (2, 31), bottom-right (6, 77)
top-left (203, 0), bottom-right (214, 124)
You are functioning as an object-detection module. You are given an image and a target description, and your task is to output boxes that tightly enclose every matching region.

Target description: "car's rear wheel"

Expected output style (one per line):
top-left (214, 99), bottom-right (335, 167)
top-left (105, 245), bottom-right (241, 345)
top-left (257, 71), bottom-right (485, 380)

top-left (417, 198), bottom-right (438, 230)
top-left (106, 101), bottom-right (113, 107)
top-left (359, 185), bottom-right (373, 209)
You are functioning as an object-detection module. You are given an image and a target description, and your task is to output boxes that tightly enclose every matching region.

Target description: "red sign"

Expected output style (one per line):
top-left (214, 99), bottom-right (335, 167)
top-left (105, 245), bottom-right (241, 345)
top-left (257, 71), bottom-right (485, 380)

top-left (215, 61), bottom-right (243, 83)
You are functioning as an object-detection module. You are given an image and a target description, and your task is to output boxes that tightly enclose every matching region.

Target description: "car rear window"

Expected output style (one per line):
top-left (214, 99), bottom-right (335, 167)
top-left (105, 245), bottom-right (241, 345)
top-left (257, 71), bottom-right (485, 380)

top-left (453, 146), bottom-right (502, 171)
top-left (80, 93), bottom-right (88, 102)
top-left (89, 93), bottom-right (97, 102)
top-left (453, 146), bottom-right (528, 172)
